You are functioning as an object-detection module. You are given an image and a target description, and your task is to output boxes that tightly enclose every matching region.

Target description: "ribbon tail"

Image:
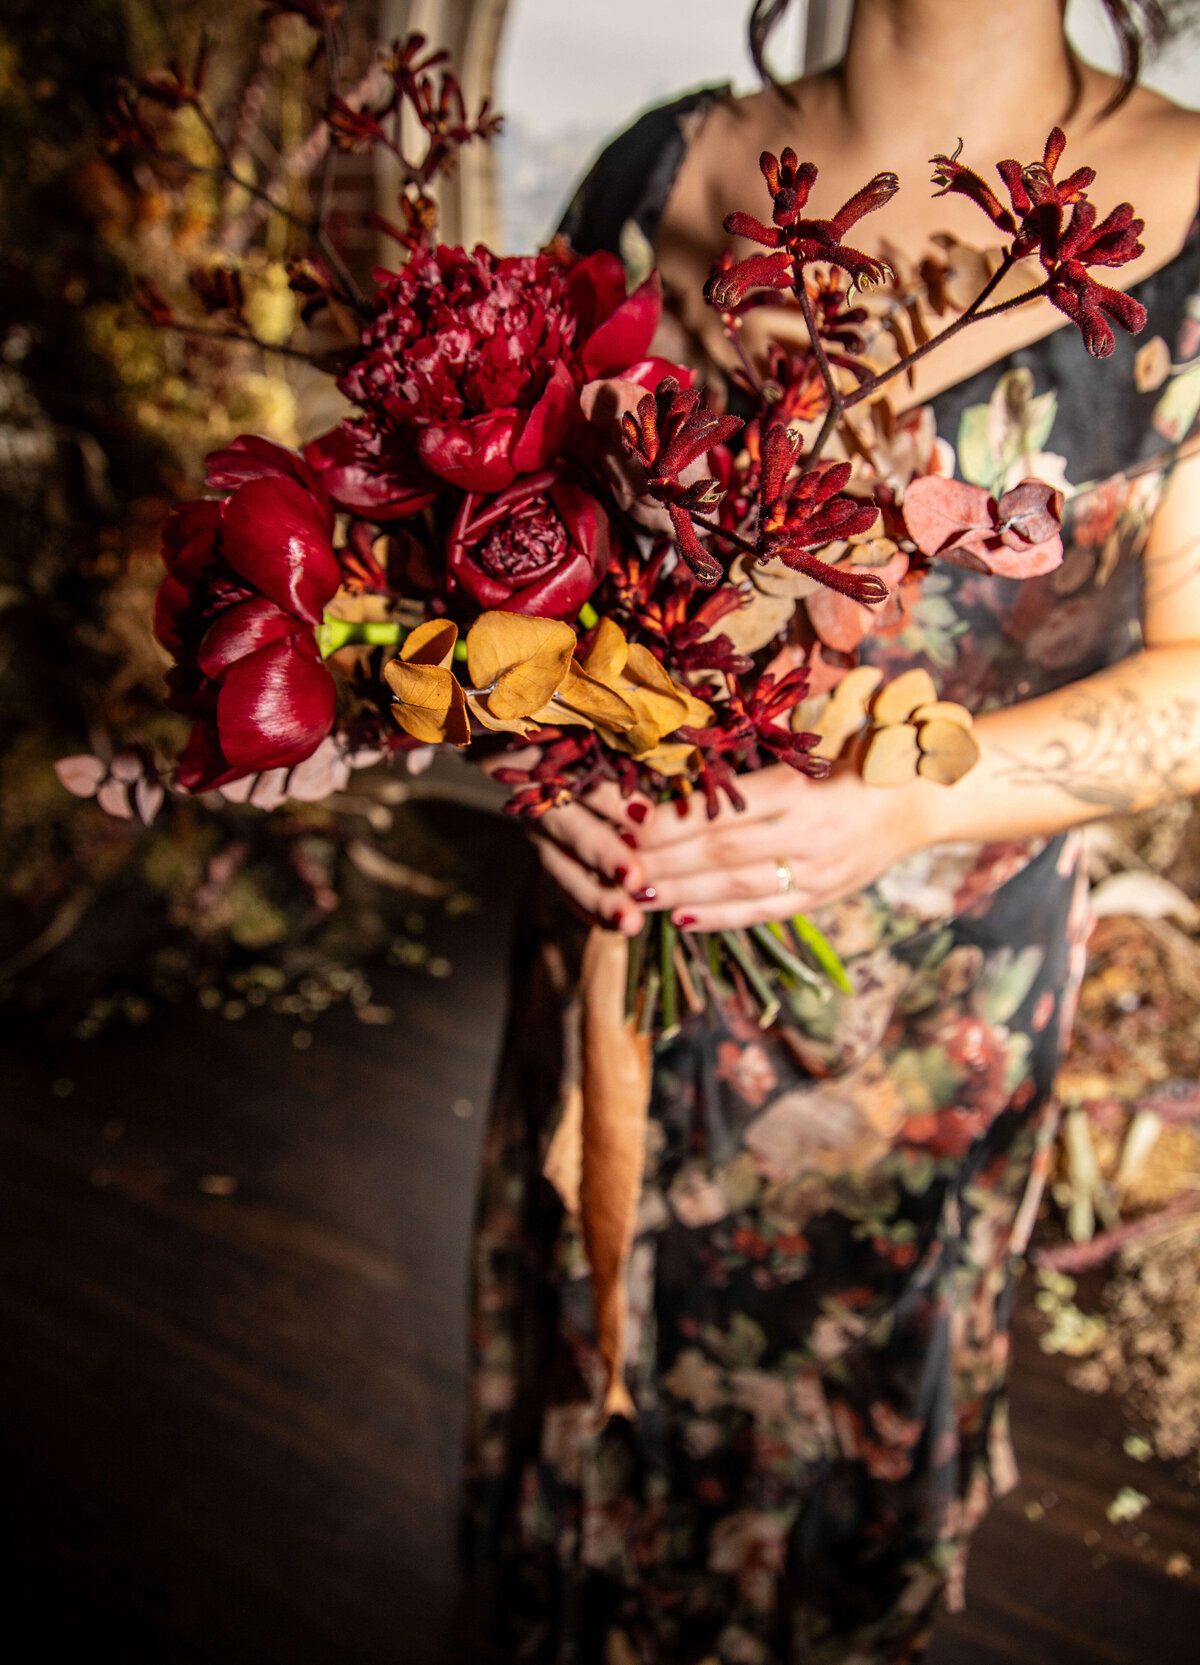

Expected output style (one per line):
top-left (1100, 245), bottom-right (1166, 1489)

top-left (578, 923), bottom-right (652, 1420)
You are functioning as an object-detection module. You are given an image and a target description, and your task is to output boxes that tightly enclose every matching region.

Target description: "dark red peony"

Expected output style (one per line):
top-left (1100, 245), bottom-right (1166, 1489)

top-left (303, 420), bottom-right (439, 518)
top-left (337, 244), bottom-right (664, 494)
top-left (446, 468), bottom-right (610, 617)
top-left (155, 440), bottom-right (342, 791)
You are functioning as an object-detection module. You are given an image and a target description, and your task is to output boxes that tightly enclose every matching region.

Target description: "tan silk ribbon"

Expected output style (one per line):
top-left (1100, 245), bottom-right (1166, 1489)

top-left (545, 924), bottom-right (652, 1420)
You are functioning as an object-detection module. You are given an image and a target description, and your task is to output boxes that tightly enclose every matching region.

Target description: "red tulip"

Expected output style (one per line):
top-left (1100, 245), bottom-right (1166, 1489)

top-left (155, 469), bottom-right (342, 792)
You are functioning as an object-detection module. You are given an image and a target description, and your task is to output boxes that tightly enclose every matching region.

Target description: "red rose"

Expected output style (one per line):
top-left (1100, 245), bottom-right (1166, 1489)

top-left (338, 244), bottom-right (662, 495)
top-left (155, 444), bottom-right (342, 791)
top-left (446, 468), bottom-right (610, 618)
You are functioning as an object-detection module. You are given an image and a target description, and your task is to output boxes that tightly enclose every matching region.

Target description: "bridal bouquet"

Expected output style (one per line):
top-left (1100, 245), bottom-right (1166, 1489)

top-left (79, 12), bottom-right (1146, 1412)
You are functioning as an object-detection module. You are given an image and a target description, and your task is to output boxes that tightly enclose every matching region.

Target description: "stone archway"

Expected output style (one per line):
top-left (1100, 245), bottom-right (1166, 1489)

top-left (377, 0), bottom-right (511, 249)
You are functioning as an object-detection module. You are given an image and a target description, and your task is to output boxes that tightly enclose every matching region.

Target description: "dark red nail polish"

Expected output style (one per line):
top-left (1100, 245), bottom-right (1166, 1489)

top-left (675, 797), bottom-right (689, 818)
top-left (619, 831), bottom-right (639, 850)
top-left (633, 886), bottom-right (657, 903)
top-left (614, 865), bottom-right (629, 885)
top-left (675, 914), bottom-right (697, 928)
top-left (627, 802), bottom-right (648, 825)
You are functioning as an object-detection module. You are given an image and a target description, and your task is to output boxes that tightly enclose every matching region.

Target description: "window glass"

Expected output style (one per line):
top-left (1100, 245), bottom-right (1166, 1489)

top-left (495, 0), bottom-right (802, 252)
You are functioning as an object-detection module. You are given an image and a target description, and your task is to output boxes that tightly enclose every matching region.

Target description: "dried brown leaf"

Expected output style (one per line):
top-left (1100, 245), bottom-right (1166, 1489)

top-left (862, 722), bottom-right (921, 785)
top-left (916, 716), bottom-right (980, 784)
top-left (871, 667), bottom-right (938, 725)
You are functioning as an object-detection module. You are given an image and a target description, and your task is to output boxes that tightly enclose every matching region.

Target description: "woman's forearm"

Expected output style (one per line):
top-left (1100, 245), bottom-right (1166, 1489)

top-left (906, 644), bottom-right (1200, 849)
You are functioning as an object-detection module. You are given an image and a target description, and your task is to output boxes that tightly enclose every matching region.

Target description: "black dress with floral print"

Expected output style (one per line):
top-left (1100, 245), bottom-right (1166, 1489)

top-left (461, 91), bottom-right (1200, 1665)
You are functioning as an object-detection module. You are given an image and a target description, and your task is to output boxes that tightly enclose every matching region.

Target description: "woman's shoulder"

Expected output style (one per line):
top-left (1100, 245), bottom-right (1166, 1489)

top-left (558, 83), bottom-right (731, 258)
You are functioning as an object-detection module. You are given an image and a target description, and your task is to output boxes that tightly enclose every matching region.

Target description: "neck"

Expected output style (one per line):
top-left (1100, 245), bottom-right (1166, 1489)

top-left (837, 0), bottom-right (1078, 153)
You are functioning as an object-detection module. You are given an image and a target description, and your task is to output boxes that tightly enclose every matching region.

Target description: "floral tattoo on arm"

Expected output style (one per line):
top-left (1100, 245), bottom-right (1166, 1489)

top-left (996, 677), bottom-right (1200, 812)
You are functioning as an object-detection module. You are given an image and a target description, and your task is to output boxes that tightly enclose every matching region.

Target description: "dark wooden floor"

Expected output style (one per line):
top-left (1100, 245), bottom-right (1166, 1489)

top-left (1, 805), bottom-right (1198, 1663)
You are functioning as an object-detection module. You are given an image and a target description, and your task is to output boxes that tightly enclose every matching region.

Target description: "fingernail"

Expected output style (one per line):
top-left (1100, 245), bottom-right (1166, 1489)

top-left (675, 914), bottom-right (697, 928)
top-left (674, 797), bottom-right (689, 818)
top-left (627, 803), bottom-right (648, 825)
top-left (619, 831), bottom-right (639, 850)
top-left (614, 865), bottom-right (629, 885)
top-left (633, 886), bottom-right (657, 903)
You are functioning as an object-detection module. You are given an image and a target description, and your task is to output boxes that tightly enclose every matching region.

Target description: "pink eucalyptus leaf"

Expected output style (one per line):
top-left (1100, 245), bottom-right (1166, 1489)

top-left (977, 532), bottom-right (1064, 579)
top-left (997, 478), bottom-right (1064, 546)
top-left (96, 779), bottom-right (134, 819)
top-left (55, 755), bottom-right (107, 798)
top-left (902, 475), bottom-right (995, 558)
top-left (134, 777), bottom-right (165, 825)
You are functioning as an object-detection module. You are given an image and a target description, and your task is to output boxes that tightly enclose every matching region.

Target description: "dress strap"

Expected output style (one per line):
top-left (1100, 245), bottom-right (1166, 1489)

top-left (558, 84), bottom-right (730, 260)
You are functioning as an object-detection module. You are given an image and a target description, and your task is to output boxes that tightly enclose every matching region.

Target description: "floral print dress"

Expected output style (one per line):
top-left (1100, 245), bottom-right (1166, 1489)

top-left (462, 90), bottom-right (1200, 1665)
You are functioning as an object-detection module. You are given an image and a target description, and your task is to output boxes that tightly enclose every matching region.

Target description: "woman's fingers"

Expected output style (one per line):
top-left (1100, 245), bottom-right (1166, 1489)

top-left (530, 833), bottom-right (645, 936)
top-left (538, 800), bottom-right (646, 890)
top-left (633, 767), bottom-right (804, 851)
top-left (668, 883), bottom-right (818, 934)
top-left (635, 860), bottom-right (811, 920)
top-left (578, 778), bottom-right (656, 831)
top-left (635, 812), bottom-right (793, 885)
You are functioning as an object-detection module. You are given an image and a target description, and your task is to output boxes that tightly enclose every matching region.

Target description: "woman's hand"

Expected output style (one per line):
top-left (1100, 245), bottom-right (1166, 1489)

top-left (484, 750), bottom-right (653, 936)
top-left (628, 764), bottom-right (933, 931)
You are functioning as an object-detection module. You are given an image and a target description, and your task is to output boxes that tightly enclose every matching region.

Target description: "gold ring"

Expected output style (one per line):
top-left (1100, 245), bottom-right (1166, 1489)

top-left (776, 861), bottom-right (794, 895)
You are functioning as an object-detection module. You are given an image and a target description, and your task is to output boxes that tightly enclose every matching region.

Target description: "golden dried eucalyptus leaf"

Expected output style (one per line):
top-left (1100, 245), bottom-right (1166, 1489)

top-left (401, 617), bottom-right (458, 668)
top-left (635, 740), bottom-right (702, 776)
top-left (811, 664), bottom-right (883, 760)
top-left (911, 699), bottom-right (974, 729)
top-left (467, 611), bottom-right (576, 721)
top-left (916, 717), bottom-right (981, 784)
top-left (581, 615), bottom-right (629, 683)
top-left (385, 659), bottom-right (470, 745)
top-left (746, 553), bottom-right (823, 599)
top-left (871, 667), bottom-right (938, 726)
top-left (707, 567), bottom-right (796, 654)
top-left (466, 610), bottom-right (575, 692)
top-left (555, 662), bottom-right (638, 731)
top-left (578, 620), bottom-right (705, 757)
top-left (465, 691), bottom-right (536, 736)
top-left (861, 722), bottom-right (921, 785)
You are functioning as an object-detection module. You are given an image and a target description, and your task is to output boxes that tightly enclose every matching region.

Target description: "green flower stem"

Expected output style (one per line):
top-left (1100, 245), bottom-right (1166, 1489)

top-left (638, 966), bottom-right (661, 1037)
top-left (789, 913), bottom-right (853, 995)
top-left (720, 930), bottom-right (780, 1029)
top-left (659, 915), bottom-right (678, 1038)
top-left (577, 601), bottom-right (599, 630)
top-left (625, 917), bottom-right (649, 1022)
top-left (750, 922), bottom-right (821, 989)
top-left (317, 616), bottom-right (404, 657)
top-left (453, 638), bottom-right (469, 663)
